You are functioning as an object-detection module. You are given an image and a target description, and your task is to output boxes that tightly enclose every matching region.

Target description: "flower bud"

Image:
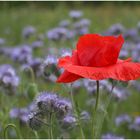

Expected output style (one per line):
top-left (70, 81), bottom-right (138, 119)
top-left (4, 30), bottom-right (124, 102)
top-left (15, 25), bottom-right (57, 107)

top-left (27, 83), bottom-right (38, 100)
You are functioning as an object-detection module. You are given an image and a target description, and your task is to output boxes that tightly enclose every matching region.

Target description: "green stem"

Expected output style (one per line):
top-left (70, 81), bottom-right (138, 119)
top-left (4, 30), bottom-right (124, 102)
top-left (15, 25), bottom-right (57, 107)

top-left (49, 112), bottom-right (53, 139)
top-left (91, 80), bottom-right (100, 138)
top-left (94, 80), bottom-right (115, 138)
top-left (95, 81), bottom-right (100, 112)
top-left (25, 66), bottom-right (35, 83)
top-left (4, 123), bottom-right (21, 139)
top-left (70, 84), bottom-right (85, 139)
top-left (34, 131), bottom-right (39, 139)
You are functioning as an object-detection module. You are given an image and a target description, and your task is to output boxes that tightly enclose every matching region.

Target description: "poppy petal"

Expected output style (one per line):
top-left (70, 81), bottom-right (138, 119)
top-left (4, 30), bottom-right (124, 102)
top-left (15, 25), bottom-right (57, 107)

top-left (56, 70), bottom-right (81, 83)
top-left (77, 34), bottom-right (124, 67)
top-left (61, 60), bottom-right (140, 81)
top-left (58, 56), bottom-right (71, 68)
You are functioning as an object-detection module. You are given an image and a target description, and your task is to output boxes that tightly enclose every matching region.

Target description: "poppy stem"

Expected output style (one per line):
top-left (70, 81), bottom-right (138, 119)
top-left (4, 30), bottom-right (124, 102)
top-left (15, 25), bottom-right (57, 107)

top-left (91, 80), bottom-right (100, 138)
top-left (70, 84), bottom-right (85, 139)
top-left (95, 80), bottom-right (100, 112)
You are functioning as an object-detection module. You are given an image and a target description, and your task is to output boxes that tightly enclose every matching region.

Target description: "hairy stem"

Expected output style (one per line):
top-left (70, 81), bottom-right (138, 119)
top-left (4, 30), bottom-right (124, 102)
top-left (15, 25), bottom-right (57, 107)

top-left (95, 81), bottom-right (100, 112)
top-left (91, 80), bottom-right (100, 138)
top-left (49, 112), bottom-right (53, 139)
top-left (70, 84), bottom-right (85, 139)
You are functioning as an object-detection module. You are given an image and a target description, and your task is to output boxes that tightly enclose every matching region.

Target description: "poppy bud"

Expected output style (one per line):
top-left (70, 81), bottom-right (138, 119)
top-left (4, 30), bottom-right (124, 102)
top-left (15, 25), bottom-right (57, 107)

top-left (27, 83), bottom-right (38, 100)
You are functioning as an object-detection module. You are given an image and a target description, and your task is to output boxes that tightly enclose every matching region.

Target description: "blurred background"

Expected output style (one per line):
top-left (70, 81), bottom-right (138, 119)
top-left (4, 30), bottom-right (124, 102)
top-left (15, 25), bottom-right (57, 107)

top-left (0, 1), bottom-right (140, 139)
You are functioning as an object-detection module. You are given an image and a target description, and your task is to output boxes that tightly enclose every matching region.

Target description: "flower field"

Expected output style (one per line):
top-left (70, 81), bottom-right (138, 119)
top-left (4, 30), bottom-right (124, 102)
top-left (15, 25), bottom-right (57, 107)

top-left (1, 2), bottom-right (140, 139)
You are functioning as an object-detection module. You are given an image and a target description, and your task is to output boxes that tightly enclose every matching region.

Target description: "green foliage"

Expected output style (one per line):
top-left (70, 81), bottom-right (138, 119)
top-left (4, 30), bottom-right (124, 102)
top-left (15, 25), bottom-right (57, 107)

top-left (0, 3), bottom-right (140, 139)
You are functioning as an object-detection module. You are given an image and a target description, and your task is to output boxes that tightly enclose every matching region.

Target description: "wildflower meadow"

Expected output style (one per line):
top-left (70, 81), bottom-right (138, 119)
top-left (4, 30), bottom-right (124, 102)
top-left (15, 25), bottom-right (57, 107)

top-left (1, 2), bottom-right (140, 139)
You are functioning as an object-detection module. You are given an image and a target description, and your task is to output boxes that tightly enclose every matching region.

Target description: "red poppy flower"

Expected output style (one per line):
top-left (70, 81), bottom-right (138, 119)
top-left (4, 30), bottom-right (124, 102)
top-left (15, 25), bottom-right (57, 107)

top-left (56, 34), bottom-right (140, 83)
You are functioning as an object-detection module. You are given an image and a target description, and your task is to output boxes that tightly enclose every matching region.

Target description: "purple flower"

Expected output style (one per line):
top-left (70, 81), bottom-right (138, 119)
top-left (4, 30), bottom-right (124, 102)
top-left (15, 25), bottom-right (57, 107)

top-left (115, 114), bottom-right (132, 127)
top-left (77, 27), bottom-right (89, 35)
top-left (59, 20), bottom-right (71, 28)
top-left (31, 40), bottom-right (44, 49)
top-left (69, 10), bottom-right (83, 19)
top-left (10, 108), bottom-right (29, 123)
top-left (83, 79), bottom-right (112, 94)
top-left (36, 91), bottom-right (59, 113)
top-left (41, 55), bottom-right (60, 82)
top-left (73, 19), bottom-right (90, 29)
top-left (11, 45), bottom-right (32, 63)
top-left (129, 116), bottom-right (140, 131)
top-left (101, 133), bottom-right (124, 139)
top-left (108, 23), bottom-right (125, 35)
top-left (124, 28), bottom-right (138, 41)
top-left (132, 43), bottom-right (140, 62)
top-left (47, 27), bottom-right (74, 41)
top-left (112, 87), bottom-right (130, 101)
top-left (54, 98), bottom-right (72, 118)
top-left (10, 103), bottom-right (35, 124)
top-left (130, 81), bottom-right (140, 91)
top-left (0, 38), bottom-right (6, 46)
top-left (119, 49), bottom-right (129, 59)
top-left (21, 57), bottom-right (42, 77)
top-left (61, 115), bottom-right (77, 129)
top-left (22, 26), bottom-right (36, 39)
top-left (80, 111), bottom-right (90, 122)
top-left (0, 64), bottom-right (20, 94)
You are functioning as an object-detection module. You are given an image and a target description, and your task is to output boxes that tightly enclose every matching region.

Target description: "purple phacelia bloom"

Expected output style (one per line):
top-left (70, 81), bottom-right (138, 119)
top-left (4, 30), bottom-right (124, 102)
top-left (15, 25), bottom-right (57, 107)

top-left (69, 10), bottom-right (83, 19)
top-left (73, 20), bottom-right (90, 35)
top-left (10, 103), bottom-right (35, 124)
top-left (10, 108), bottom-right (29, 123)
top-left (112, 87), bottom-right (130, 101)
top-left (101, 133), bottom-right (124, 139)
top-left (11, 45), bottom-right (32, 63)
top-left (83, 79), bottom-right (97, 94)
top-left (67, 80), bottom-right (83, 92)
top-left (108, 23), bottom-right (125, 35)
top-left (47, 27), bottom-right (74, 41)
top-left (22, 26), bottom-right (36, 39)
top-left (132, 43), bottom-right (140, 62)
top-left (31, 40), bottom-right (44, 49)
top-left (0, 38), bottom-right (6, 46)
top-left (28, 91), bottom-right (73, 131)
top-left (54, 98), bottom-right (72, 118)
top-left (41, 55), bottom-right (60, 82)
top-left (129, 116), bottom-right (140, 131)
top-left (77, 27), bottom-right (89, 35)
top-left (0, 64), bottom-right (19, 95)
top-left (36, 91), bottom-right (72, 117)
top-left (119, 49), bottom-right (129, 59)
top-left (137, 22), bottom-right (140, 32)
top-left (80, 111), bottom-right (90, 122)
top-left (124, 28), bottom-right (138, 41)
top-left (0, 47), bottom-right (13, 56)
top-left (21, 57), bottom-right (42, 77)
top-left (61, 115), bottom-right (77, 129)
top-left (73, 19), bottom-right (90, 29)
top-left (130, 81), bottom-right (140, 91)
top-left (36, 91), bottom-right (59, 113)
top-left (115, 114), bottom-right (132, 127)
top-left (83, 79), bottom-right (112, 94)
top-left (59, 20), bottom-right (71, 28)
